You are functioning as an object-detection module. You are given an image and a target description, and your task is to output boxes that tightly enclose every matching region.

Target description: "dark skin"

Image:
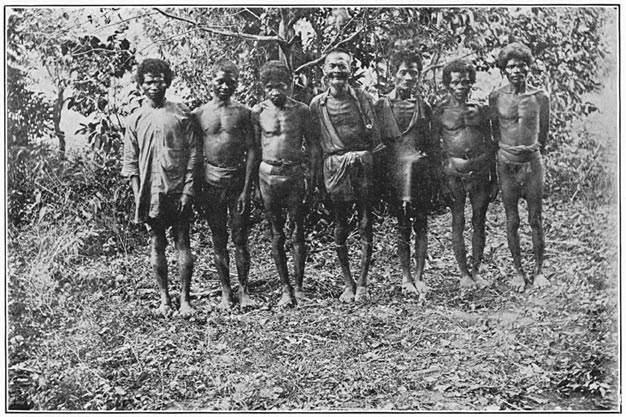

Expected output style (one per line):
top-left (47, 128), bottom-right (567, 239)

top-left (489, 57), bottom-right (550, 292)
top-left (130, 72), bottom-right (194, 317)
top-left (433, 71), bottom-right (498, 290)
top-left (322, 52), bottom-right (374, 303)
top-left (384, 61), bottom-right (429, 298)
top-left (252, 78), bottom-right (321, 306)
top-left (194, 70), bottom-right (257, 309)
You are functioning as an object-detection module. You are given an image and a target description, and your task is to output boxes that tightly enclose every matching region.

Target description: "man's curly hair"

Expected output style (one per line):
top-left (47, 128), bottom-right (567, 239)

top-left (390, 51), bottom-right (423, 74)
top-left (496, 42), bottom-right (533, 70)
top-left (212, 58), bottom-right (239, 79)
top-left (442, 59), bottom-right (476, 86)
top-left (135, 58), bottom-right (173, 86)
top-left (259, 60), bottom-right (292, 85)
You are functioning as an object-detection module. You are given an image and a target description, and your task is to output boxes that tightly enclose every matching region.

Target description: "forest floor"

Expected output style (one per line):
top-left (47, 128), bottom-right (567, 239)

top-left (7, 196), bottom-right (619, 411)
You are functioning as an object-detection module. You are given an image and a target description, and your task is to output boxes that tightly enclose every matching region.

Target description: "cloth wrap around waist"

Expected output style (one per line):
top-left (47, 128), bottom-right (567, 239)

top-left (443, 151), bottom-right (493, 179)
top-left (203, 161), bottom-right (245, 190)
top-left (497, 142), bottom-right (542, 163)
top-left (324, 150), bottom-right (373, 202)
top-left (259, 159), bottom-right (305, 201)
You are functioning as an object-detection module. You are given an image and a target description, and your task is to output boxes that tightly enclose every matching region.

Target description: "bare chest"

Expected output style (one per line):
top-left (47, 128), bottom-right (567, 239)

top-left (440, 105), bottom-right (483, 130)
top-left (496, 94), bottom-right (539, 122)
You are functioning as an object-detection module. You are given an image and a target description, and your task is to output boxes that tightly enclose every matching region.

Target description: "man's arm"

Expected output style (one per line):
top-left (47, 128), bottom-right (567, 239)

top-left (308, 99), bottom-right (326, 194)
top-left (238, 107), bottom-right (258, 214)
top-left (302, 105), bottom-right (322, 198)
top-left (183, 113), bottom-right (199, 198)
top-left (121, 117), bottom-right (140, 201)
top-left (488, 91), bottom-right (501, 144)
top-left (537, 90), bottom-right (550, 153)
top-left (481, 104), bottom-right (499, 201)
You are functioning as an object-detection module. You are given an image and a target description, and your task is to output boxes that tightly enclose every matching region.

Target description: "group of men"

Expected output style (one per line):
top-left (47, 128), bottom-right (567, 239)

top-left (121, 42), bottom-right (549, 317)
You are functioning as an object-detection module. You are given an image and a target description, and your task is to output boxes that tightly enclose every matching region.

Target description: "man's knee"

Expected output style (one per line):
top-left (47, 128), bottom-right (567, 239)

top-left (231, 226), bottom-right (248, 247)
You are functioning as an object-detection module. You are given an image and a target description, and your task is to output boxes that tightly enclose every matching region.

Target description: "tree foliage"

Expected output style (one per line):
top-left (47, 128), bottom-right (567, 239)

top-left (7, 8), bottom-right (137, 155)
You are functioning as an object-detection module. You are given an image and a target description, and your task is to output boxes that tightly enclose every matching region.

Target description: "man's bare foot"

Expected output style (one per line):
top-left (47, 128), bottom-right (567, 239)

top-left (294, 287), bottom-right (306, 301)
top-left (178, 302), bottom-right (195, 318)
top-left (459, 275), bottom-right (477, 290)
top-left (218, 297), bottom-right (234, 310)
top-left (473, 272), bottom-right (489, 289)
top-left (354, 286), bottom-right (368, 302)
top-left (533, 272), bottom-right (549, 289)
top-left (339, 286), bottom-right (355, 303)
top-left (154, 303), bottom-right (173, 318)
top-left (277, 291), bottom-right (296, 307)
top-left (239, 290), bottom-right (256, 309)
top-left (414, 280), bottom-right (430, 298)
top-left (511, 273), bottom-right (526, 293)
top-left (402, 280), bottom-right (419, 296)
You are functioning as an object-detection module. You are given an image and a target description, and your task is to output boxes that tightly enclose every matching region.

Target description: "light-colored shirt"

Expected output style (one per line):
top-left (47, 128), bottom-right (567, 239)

top-left (121, 100), bottom-right (198, 223)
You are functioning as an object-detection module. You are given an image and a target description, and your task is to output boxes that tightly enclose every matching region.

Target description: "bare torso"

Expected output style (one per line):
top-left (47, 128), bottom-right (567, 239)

top-left (439, 101), bottom-right (489, 157)
top-left (326, 95), bottom-right (368, 149)
top-left (256, 99), bottom-right (308, 162)
top-left (491, 87), bottom-right (542, 147)
top-left (194, 100), bottom-right (251, 167)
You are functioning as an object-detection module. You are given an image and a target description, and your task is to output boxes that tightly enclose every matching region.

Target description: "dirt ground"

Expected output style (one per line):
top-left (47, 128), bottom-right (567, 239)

top-left (7, 197), bottom-right (619, 411)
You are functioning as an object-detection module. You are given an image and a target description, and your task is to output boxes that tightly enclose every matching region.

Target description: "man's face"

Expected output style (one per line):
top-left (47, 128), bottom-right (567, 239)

top-left (141, 73), bottom-right (167, 102)
top-left (503, 58), bottom-right (529, 86)
top-left (264, 80), bottom-right (289, 107)
top-left (212, 71), bottom-right (237, 100)
top-left (323, 52), bottom-right (352, 91)
top-left (394, 62), bottom-right (420, 92)
top-left (447, 71), bottom-right (472, 102)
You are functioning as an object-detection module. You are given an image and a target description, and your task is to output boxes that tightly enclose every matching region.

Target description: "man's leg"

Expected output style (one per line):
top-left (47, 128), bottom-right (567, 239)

top-left (148, 221), bottom-right (172, 316)
top-left (396, 204), bottom-right (415, 293)
top-left (447, 176), bottom-right (474, 288)
top-left (499, 164), bottom-right (526, 292)
top-left (230, 199), bottom-right (253, 308)
top-left (525, 159), bottom-right (548, 288)
top-left (468, 178), bottom-right (491, 288)
top-left (412, 209), bottom-right (429, 296)
top-left (355, 193), bottom-right (373, 302)
top-left (206, 198), bottom-right (234, 309)
top-left (173, 219), bottom-right (194, 316)
top-left (333, 201), bottom-right (356, 302)
top-left (266, 206), bottom-right (294, 307)
top-left (291, 201), bottom-right (307, 301)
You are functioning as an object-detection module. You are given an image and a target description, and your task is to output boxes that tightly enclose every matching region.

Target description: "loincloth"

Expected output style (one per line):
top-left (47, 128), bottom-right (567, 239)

top-left (324, 150), bottom-right (373, 202)
top-left (497, 151), bottom-right (543, 189)
top-left (386, 150), bottom-right (432, 204)
top-left (203, 161), bottom-right (245, 190)
top-left (443, 152), bottom-right (492, 180)
top-left (259, 159), bottom-right (305, 207)
top-left (498, 142), bottom-right (541, 163)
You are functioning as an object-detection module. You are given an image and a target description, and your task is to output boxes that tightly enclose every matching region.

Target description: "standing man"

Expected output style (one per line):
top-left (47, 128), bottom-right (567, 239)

top-left (252, 60), bottom-right (322, 307)
top-left (433, 59), bottom-right (498, 290)
top-left (309, 48), bottom-right (384, 303)
top-left (192, 59), bottom-right (257, 309)
top-left (122, 58), bottom-right (198, 317)
top-left (489, 43), bottom-right (550, 292)
top-left (376, 51), bottom-right (438, 298)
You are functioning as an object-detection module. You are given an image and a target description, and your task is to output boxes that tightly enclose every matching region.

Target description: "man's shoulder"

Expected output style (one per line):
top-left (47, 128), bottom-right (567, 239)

top-left (529, 87), bottom-right (549, 101)
top-left (309, 92), bottom-right (326, 107)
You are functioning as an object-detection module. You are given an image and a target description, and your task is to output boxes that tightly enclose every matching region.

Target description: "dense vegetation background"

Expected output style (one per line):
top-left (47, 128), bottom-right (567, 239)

top-left (6, 6), bottom-right (618, 411)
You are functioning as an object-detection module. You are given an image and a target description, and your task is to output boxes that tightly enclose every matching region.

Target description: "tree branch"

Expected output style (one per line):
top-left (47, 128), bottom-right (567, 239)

top-left (153, 7), bottom-right (285, 44)
top-left (293, 23), bottom-right (369, 74)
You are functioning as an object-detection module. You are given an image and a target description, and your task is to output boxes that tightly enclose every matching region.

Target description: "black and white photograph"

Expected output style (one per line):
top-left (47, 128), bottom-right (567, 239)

top-left (5, 4), bottom-right (619, 412)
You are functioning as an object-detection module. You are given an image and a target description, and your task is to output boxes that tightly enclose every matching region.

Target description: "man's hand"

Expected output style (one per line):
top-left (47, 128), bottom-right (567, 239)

top-left (237, 191), bottom-right (249, 214)
top-left (178, 193), bottom-right (192, 215)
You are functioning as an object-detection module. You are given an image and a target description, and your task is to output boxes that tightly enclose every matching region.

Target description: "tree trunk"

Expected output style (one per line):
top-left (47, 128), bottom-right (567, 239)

top-left (52, 87), bottom-right (66, 159)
